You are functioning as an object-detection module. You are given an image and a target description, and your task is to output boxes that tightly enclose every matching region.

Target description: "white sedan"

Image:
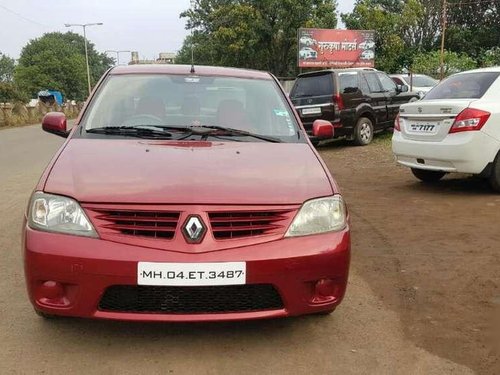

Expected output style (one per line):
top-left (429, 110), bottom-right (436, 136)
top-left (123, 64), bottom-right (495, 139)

top-left (392, 67), bottom-right (500, 191)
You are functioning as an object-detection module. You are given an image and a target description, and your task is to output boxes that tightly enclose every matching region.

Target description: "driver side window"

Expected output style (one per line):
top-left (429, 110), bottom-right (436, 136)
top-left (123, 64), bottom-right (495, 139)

top-left (377, 72), bottom-right (397, 93)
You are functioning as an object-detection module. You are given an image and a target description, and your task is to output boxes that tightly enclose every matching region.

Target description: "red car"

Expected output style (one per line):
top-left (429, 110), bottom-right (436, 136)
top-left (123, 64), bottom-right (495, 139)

top-left (24, 65), bottom-right (350, 322)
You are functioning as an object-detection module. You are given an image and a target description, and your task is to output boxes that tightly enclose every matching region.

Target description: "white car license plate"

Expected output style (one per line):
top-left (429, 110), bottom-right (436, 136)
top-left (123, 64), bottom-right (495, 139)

top-left (137, 262), bottom-right (246, 286)
top-left (408, 122), bottom-right (438, 133)
top-left (302, 107), bottom-right (322, 115)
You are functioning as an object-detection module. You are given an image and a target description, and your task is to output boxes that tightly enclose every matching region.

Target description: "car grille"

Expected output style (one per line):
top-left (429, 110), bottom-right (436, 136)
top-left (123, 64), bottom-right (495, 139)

top-left (208, 210), bottom-right (293, 240)
top-left (92, 209), bottom-right (181, 239)
top-left (98, 284), bottom-right (284, 314)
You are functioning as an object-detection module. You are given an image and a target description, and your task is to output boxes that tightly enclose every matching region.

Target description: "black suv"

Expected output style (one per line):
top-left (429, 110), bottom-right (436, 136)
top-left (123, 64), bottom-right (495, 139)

top-left (290, 68), bottom-right (419, 145)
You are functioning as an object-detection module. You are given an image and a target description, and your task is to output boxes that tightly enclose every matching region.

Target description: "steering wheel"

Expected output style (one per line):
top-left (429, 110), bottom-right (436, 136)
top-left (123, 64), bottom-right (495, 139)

top-left (122, 114), bottom-right (164, 127)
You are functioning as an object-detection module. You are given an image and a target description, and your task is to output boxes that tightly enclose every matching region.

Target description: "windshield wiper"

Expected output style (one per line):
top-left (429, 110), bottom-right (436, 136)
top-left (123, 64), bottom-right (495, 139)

top-left (86, 126), bottom-right (173, 139)
top-left (186, 125), bottom-right (283, 143)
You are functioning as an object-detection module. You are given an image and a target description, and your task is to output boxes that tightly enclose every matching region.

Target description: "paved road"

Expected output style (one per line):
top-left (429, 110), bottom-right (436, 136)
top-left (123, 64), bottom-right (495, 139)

top-left (0, 124), bottom-right (473, 374)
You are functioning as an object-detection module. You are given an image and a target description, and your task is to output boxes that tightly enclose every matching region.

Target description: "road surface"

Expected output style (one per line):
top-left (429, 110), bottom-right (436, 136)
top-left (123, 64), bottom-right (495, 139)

top-left (0, 124), bottom-right (476, 374)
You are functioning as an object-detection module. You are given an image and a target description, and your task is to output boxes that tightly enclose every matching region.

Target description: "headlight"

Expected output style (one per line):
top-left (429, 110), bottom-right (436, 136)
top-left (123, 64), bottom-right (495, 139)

top-left (285, 196), bottom-right (347, 237)
top-left (28, 192), bottom-right (98, 238)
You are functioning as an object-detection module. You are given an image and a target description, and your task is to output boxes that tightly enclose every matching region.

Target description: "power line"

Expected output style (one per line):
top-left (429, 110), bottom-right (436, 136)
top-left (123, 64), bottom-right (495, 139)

top-left (0, 3), bottom-right (50, 28)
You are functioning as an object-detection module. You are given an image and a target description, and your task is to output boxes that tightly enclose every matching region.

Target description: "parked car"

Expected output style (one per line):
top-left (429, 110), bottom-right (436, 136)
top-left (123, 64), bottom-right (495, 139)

top-left (392, 67), bottom-right (500, 191)
top-left (299, 47), bottom-right (317, 60)
top-left (390, 74), bottom-right (438, 99)
top-left (360, 50), bottom-right (375, 60)
top-left (358, 40), bottom-right (375, 50)
top-left (24, 64), bottom-right (351, 321)
top-left (300, 36), bottom-right (316, 46)
top-left (290, 68), bottom-right (419, 145)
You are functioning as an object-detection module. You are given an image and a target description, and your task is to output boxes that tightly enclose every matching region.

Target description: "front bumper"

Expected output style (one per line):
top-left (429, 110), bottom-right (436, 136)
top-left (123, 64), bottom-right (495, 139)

top-left (24, 226), bottom-right (350, 322)
top-left (392, 130), bottom-right (500, 174)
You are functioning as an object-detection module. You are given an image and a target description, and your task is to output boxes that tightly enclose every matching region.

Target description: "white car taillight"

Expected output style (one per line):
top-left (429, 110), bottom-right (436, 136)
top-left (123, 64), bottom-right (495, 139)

top-left (394, 113), bottom-right (401, 131)
top-left (449, 108), bottom-right (490, 133)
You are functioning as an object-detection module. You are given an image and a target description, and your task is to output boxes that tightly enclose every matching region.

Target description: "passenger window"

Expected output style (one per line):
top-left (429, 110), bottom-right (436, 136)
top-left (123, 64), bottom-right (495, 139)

top-left (392, 77), bottom-right (404, 86)
top-left (339, 73), bottom-right (359, 94)
top-left (363, 73), bottom-right (383, 93)
top-left (377, 72), bottom-right (398, 93)
top-left (359, 75), bottom-right (371, 95)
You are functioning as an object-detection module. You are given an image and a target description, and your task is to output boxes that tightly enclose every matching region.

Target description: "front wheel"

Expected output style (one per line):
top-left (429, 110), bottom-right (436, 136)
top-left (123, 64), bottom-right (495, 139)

top-left (411, 168), bottom-right (446, 183)
top-left (353, 117), bottom-right (374, 146)
top-left (34, 308), bottom-right (57, 319)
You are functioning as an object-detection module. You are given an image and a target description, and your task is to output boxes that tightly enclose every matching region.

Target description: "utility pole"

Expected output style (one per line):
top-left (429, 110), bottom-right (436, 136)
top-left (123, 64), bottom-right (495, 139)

top-left (190, 0), bottom-right (196, 68)
top-left (65, 23), bottom-right (103, 95)
top-left (106, 50), bottom-right (131, 66)
top-left (439, 0), bottom-right (447, 80)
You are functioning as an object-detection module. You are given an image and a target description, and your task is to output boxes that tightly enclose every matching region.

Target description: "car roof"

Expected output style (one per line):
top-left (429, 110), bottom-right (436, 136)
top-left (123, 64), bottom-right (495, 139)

top-left (110, 64), bottom-right (272, 80)
top-left (297, 68), bottom-right (378, 78)
top-left (453, 66), bottom-right (500, 75)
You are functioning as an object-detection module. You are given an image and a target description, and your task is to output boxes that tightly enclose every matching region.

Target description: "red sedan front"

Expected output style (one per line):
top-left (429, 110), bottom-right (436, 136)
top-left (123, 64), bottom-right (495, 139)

top-left (24, 65), bottom-right (350, 322)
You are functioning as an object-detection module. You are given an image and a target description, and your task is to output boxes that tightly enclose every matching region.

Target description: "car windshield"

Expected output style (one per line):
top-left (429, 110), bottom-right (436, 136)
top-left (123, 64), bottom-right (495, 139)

top-left (424, 72), bottom-right (500, 100)
top-left (404, 75), bottom-right (438, 87)
top-left (81, 74), bottom-right (300, 141)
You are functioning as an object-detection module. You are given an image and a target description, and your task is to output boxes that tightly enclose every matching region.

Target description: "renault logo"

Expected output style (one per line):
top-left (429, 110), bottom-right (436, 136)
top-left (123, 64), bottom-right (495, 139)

top-left (418, 107), bottom-right (423, 113)
top-left (182, 215), bottom-right (207, 244)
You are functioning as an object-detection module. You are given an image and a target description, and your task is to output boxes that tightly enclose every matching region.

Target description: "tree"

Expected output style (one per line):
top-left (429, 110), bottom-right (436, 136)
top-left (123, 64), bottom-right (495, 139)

top-left (342, 0), bottom-right (442, 73)
top-left (0, 82), bottom-right (28, 103)
top-left (411, 50), bottom-right (476, 77)
top-left (14, 32), bottom-right (113, 101)
top-left (177, 0), bottom-right (338, 76)
top-left (0, 52), bottom-right (15, 82)
top-left (445, 0), bottom-right (500, 62)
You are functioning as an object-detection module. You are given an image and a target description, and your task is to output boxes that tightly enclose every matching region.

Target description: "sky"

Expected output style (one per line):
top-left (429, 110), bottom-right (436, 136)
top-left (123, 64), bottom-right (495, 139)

top-left (0, 0), bottom-right (355, 62)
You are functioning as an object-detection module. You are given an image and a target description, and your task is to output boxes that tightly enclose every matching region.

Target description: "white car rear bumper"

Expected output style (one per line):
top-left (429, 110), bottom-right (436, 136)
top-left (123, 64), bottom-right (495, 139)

top-left (392, 130), bottom-right (500, 174)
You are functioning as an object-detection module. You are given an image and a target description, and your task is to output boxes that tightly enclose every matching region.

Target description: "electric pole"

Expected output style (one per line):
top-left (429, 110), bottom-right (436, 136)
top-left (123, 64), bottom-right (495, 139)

top-left (439, 0), bottom-right (447, 80)
top-left (65, 23), bottom-right (103, 95)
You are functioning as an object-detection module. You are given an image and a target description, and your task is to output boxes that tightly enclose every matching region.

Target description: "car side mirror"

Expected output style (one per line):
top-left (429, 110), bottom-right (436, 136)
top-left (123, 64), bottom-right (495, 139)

top-left (312, 119), bottom-right (334, 139)
top-left (397, 85), bottom-right (409, 93)
top-left (42, 112), bottom-right (68, 138)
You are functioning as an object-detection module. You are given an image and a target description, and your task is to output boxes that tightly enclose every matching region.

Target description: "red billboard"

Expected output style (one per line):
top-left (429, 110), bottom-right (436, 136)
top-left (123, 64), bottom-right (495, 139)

top-left (298, 28), bottom-right (375, 68)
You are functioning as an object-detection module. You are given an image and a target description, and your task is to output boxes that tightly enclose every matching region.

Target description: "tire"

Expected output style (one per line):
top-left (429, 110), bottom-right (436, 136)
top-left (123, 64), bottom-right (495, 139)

top-left (353, 117), bottom-right (374, 146)
top-left (411, 168), bottom-right (446, 183)
top-left (310, 139), bottom-right (320, 147)
top-left (34, 308), bottom-right (57, 319)
top-left (316, 309), bottom-right (335, 316)
top-left (488, 153), bottom-right (500, 192)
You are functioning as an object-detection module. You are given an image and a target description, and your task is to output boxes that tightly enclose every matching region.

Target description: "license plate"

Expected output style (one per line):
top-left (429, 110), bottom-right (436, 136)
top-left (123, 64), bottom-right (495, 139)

top-left (302, 107), bottom-right (322, 115)
top-left (408, 122), bottom-right (438, 133)
top-left (137, 262), bottom-right (246, 286)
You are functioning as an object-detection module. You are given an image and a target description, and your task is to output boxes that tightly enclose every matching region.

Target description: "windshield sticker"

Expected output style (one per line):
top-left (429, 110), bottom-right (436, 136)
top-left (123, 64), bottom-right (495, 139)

top-left (274, 109), bottom-right (289, 117)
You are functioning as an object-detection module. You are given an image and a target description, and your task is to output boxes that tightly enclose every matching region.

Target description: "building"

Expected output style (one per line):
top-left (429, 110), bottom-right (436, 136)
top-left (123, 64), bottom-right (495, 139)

top-left (129, 51), bottom-right (176, 65)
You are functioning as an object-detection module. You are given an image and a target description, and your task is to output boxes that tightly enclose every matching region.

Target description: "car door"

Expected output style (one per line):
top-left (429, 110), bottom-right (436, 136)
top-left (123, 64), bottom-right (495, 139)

top-left (377, 72), bottom-right (418, 126)
top-left (361, 72), bottom-right (388, 128)
top-left (337, 71), bottom-right (365, 130)
top-left (377, 72), bottom-right (402, 125)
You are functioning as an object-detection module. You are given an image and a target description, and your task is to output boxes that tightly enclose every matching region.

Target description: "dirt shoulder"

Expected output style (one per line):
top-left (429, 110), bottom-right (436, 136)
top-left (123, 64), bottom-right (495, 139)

top-left (319, 134), bottom-right (500, 375)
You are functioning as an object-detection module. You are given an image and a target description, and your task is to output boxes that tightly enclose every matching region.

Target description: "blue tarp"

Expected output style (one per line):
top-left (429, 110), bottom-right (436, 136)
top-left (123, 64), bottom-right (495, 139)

top-left (38, 90), bottom-right (63, 105)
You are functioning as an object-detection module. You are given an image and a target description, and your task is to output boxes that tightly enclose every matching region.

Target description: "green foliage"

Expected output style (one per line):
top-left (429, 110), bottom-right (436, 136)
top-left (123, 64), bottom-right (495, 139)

top-left (481, 47), bottom-right (500, 67)
top-left (411, 50), bottom-right (476, 77)
top-left (341, 0), bottom-right (500, 74)
top-left (342, 0), bottom-right (442, 73)
top-left (0, 52), bottom-right (16, 82)
top-left (14, 32), bottom-right (113, 101)
top-left (0, 82), bottom-right (28, 103)
top-left (177, 0), bottom-right (338, 76)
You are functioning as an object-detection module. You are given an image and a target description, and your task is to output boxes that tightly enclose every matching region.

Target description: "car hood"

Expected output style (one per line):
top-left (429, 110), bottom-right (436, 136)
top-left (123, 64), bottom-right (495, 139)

top-left (44, 139), bottom-right (333, 205)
